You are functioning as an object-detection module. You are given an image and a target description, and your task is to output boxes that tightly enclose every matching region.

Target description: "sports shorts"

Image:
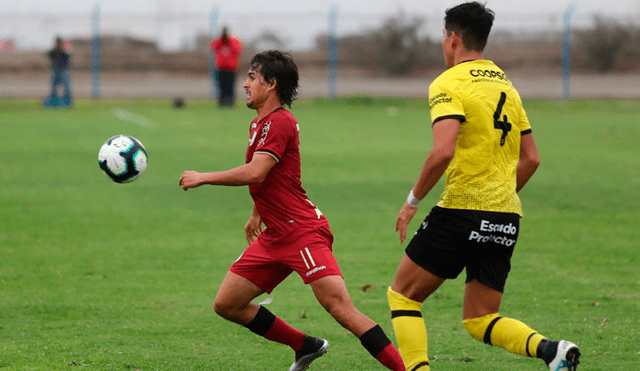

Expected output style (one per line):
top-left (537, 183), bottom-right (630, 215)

top-left (405, 206), bottom-right (520, 293)
top-left (229, 224), bottom-right (343, 294)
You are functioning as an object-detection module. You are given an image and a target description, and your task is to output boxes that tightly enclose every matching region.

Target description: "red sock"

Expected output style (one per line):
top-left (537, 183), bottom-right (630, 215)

top-left (263, 317), bottom-right (305, 351)
top-left (376, 343), bottom-right (406, 371)
top-left (360, 325), bottom-right (406, 371)
top-left (245, 306), bottom-right (305, 351)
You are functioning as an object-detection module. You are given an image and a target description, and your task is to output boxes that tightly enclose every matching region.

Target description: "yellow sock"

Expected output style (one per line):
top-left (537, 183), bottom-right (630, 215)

top-left (387, 287), bottom-right (430, 371)
top-left (462, 313), bottom-right (545, 357)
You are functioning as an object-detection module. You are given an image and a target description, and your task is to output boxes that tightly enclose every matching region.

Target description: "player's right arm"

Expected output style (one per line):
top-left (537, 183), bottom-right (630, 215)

top-left (396, 118), bottom-right (460, 243)
top-left (516, 132), bottom-right (540, 192)
top-left (245, 204), bottom-right (263, 244)
top-left (179, 152), bottom-right (276, 190)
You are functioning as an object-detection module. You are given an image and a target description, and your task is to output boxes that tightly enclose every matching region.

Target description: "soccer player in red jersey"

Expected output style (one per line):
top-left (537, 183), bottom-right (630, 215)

top-left (179, 50), bottom-right (405, 371)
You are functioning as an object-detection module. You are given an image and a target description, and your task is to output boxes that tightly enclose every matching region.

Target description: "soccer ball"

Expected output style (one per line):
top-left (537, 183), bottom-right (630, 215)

top-left (173, 96), bottom-right (185, 108)
top-left (98, 135), bottom-right (148, 183)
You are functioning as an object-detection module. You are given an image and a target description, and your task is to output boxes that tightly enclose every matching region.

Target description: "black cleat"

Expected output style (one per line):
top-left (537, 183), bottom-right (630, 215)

top-left (288, 335), bottom-right (329, 371)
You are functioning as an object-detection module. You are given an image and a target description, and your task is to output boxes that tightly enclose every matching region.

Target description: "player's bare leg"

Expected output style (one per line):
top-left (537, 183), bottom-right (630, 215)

top-left (310, 275), bottom-right (376, 336)
top-left (214, 271), bottom-right (264, 324)
top-left (214, 271), bottom-right (310, 369)
top-left (462, 279), bottom-right (502, 320)
top-left (390, 254), bottom-right (446, 303)
top-left (311, 275), bottom-right (405, 371)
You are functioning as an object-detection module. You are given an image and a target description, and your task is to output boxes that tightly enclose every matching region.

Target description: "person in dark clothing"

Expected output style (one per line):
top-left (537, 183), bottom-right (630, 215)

top-left (46, 37), bottom-right (72, 107)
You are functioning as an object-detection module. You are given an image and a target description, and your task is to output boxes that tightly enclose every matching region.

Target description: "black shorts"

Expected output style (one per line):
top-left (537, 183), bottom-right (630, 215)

top-left (405, 206), bottom-right (520, 293)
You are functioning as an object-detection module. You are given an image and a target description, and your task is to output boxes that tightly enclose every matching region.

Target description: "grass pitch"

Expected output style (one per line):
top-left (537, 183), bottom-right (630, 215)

top-left (0, 97), bottom-right (638, 370)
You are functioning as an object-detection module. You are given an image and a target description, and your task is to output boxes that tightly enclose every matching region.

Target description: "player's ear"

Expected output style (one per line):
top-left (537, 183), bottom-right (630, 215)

top-left (266, 78), bottom-right (277, 92)
top-left (450, 31), bottom-right (461, 47)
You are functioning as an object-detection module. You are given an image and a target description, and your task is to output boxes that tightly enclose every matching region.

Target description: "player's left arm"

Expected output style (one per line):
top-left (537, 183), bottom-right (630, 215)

top-left (244, 204), bottom-right (263, 244)
top-left (179, 152), bottom-right (277, 190)
top-left (516, 132), bottom-right (540, 192)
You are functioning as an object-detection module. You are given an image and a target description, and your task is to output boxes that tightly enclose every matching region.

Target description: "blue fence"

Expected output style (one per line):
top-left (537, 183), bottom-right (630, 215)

top-left (2, 6), bottom-right (637, 99)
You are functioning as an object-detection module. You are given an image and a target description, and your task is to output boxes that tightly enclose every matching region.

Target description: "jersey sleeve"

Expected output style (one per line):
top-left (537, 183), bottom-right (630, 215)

top-left (512, 89), bottom-right (532, 134)
top-left (255, 119), bottom-right (294, 162)
top-left (429, 78), bottom-right (466, 126)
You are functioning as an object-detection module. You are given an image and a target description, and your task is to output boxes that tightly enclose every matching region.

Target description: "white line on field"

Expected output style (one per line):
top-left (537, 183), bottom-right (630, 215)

top-left (113, 108), bottom-right (158, 129)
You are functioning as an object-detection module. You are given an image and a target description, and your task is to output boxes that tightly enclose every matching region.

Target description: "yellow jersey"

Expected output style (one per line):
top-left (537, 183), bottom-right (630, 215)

top-left (428, 60), bottom-right (532, 216)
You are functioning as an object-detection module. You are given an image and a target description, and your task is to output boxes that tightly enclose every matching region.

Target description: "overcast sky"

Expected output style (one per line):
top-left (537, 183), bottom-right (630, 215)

top-left (3, 0), bottom-right (640, 15)
top-left (2, 0), bottom-right (639, 50)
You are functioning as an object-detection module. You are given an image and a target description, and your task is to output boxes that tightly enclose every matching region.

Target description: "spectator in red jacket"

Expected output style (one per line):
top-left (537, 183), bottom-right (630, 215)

top-left (211, 27), bottom-right (243, 107)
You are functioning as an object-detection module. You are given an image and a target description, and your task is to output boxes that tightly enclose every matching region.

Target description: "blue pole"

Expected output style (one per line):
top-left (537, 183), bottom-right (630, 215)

top-left (562, 4), bottom-right (576, 99)
top-left (91, 6), bottom-right (101, 99)
top-left (209, 7), bottom-right (219, 101)
top-left (328, 6), bottom-right (338, 99)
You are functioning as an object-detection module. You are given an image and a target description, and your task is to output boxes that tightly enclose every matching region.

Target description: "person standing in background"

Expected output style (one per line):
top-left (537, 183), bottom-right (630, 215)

top-left (211, 26), bottom-right (243, 108)
top-left (45, 37), bottom-right (72, 108)
top-left (45, 37), bottom-right (71, 107)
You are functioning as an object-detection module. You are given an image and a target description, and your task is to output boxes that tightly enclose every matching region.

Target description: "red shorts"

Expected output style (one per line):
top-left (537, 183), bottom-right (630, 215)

top-left (229, 225), bottom-right (343, 293)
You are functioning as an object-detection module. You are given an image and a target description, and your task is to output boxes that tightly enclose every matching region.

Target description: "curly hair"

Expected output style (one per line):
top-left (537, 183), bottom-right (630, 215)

top-left (250, 50), bottom-right (299, 108)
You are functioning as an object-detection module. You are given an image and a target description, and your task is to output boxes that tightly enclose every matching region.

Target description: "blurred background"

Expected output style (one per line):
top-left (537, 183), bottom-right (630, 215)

top-left (1, 0), bottom-right (640, 99)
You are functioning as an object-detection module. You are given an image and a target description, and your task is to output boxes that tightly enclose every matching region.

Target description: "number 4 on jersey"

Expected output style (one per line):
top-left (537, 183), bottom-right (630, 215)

top-left (493, 92), bottom-right (512, 146)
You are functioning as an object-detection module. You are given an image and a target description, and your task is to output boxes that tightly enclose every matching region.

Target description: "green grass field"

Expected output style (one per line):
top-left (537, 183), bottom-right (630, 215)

top-left (1, 97), bottom-right (638, 370)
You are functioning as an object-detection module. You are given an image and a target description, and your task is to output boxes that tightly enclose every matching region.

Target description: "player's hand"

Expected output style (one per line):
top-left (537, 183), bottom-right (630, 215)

top-left (395, 202), bottom-right (418, 244)
top-left (179, 171), bottom-right (202, 191)
top-left (244, 216), bottom-right (263, 245)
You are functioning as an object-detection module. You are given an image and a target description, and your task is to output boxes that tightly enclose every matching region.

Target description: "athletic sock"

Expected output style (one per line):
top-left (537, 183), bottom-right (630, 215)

top-left (537, 339), bottom-right (560, 365)
top-left (387, 287), bottom-right (429, 371)
top-left (359, 324), bottom-right (406, 371)
top-left (244, 305), bottom-right (305, 351)
top-left (462, 313), bottom-right (546, 357)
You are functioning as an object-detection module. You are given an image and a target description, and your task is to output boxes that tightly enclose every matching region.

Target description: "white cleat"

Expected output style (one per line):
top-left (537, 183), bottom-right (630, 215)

top-left (547, 340), bottom-right (580, 371)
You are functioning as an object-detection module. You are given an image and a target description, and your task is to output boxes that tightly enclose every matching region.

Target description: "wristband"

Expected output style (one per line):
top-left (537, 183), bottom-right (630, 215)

top-left (406, 189), bottom-right (421, 207)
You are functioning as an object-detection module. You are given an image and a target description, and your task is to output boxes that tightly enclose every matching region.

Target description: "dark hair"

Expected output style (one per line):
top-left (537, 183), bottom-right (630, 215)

top-left (250, 50), bottom-right (299, 108)
top-left (55, 37), bottom-right (63, 50)
top-left (444, 2), bottom-right (494, 52)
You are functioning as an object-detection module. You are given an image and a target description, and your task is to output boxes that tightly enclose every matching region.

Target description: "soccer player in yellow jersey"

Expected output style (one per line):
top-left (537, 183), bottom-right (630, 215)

top-left (386, 2), bottom-right (581, 371)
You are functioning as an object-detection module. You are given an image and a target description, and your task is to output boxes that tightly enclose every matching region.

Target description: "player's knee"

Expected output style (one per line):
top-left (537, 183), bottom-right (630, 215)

top-left (213, 298), bottom-right (239, 320)
top-left (212, 300), bottom-right (227, 318)
top-left (462, 313), bottom-right (500, 343)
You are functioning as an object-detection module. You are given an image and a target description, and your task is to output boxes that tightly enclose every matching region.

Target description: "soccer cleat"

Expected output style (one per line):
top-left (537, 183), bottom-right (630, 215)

top-left (546, 340), bottom-right (580, 371)
top-left (288, 335), bottom-right (329, 371)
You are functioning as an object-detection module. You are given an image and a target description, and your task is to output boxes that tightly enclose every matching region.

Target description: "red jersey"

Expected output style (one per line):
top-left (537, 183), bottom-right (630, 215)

top-left (246, 108), bottom-right (330, 246)
top-left (211, 36), bottom-right (243, 71)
